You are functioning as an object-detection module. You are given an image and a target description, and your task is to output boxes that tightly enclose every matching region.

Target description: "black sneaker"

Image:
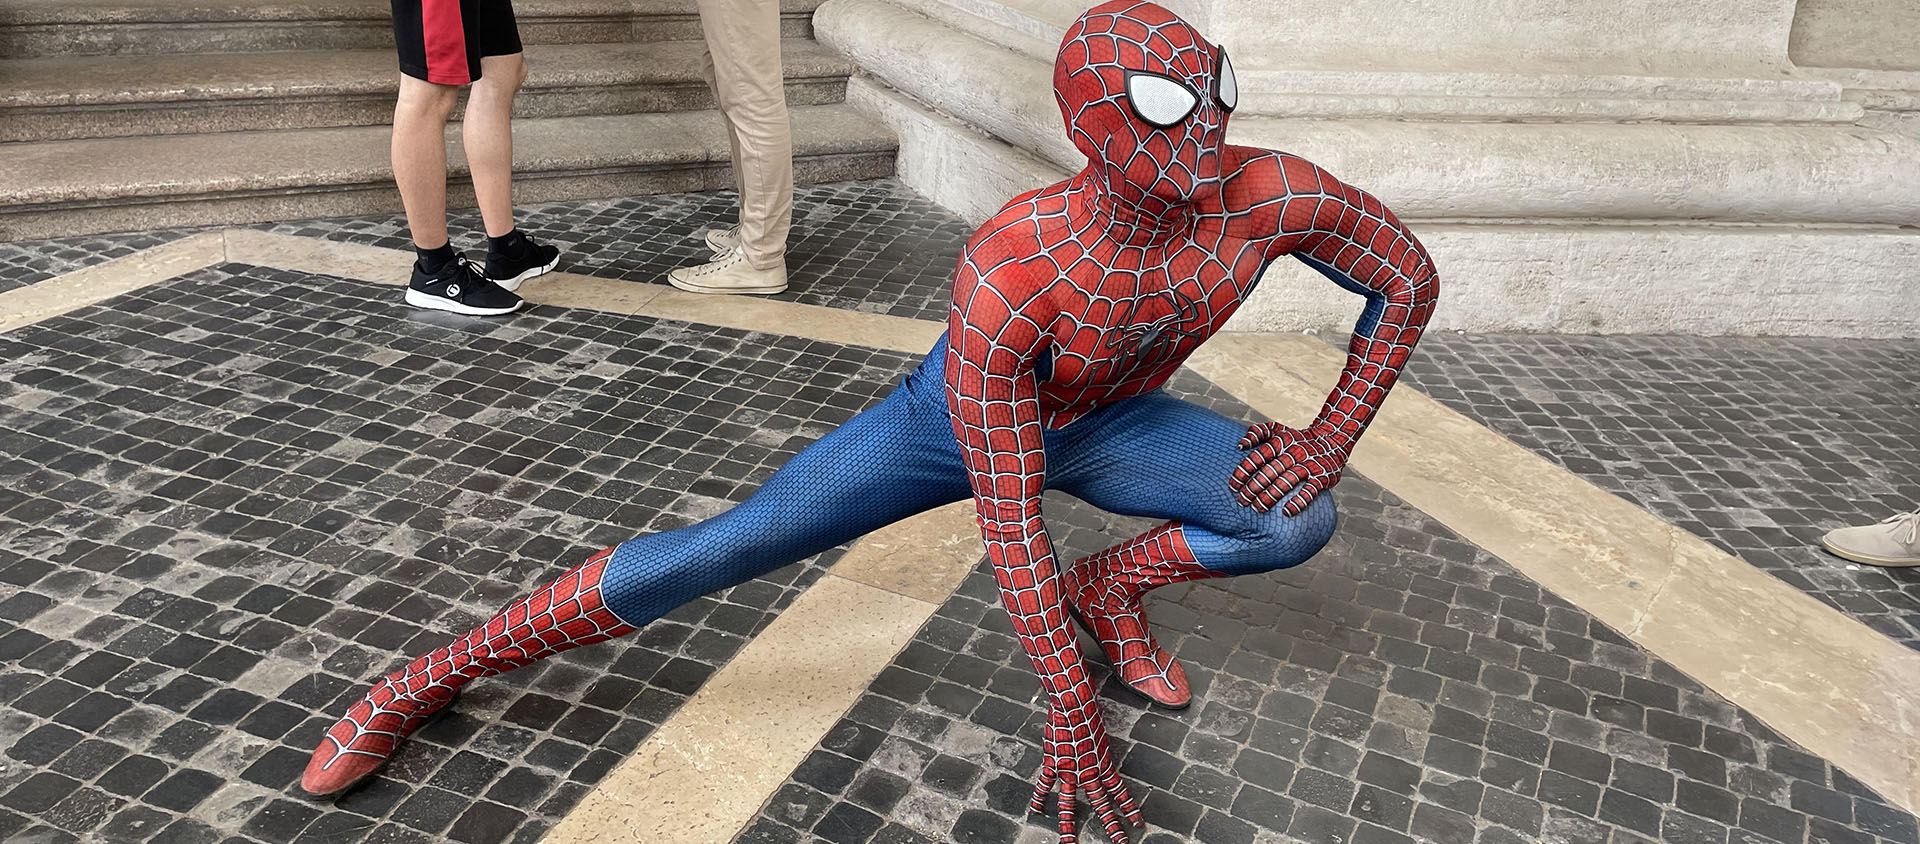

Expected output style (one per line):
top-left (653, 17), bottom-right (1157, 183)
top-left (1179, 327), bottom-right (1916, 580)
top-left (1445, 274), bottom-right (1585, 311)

top-left (405, 256), bottom-right (523, 316)
top-left (485, 234), bottom-right (561, 292)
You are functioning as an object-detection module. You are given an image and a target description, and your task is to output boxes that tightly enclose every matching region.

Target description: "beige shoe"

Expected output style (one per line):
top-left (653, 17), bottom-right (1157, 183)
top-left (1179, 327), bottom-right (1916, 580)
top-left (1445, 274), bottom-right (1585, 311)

top-left (667, 246), bottom-right (788, 295)
top-left (702, 224), bottom-right (740, 255)
top-left (1820, 507), bottom-right (1920, 567)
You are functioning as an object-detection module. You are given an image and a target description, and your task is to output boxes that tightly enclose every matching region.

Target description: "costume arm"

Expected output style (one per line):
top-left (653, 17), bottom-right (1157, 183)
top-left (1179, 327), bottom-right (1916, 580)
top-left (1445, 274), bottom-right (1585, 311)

top-left (942, 256), bottom-right (1082, 697)
top-left (1224, 151), bottom-right (1440, 514)
top-left (1268, 153), bottom-right (1439, 451)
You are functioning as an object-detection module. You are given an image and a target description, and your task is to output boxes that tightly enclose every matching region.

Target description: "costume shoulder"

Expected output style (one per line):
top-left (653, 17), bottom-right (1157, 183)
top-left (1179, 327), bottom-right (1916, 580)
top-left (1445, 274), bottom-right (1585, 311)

top-left (1214, 145), bottom-right (1357, 242)
top-left (951, 180), bottom-right (1073, 314)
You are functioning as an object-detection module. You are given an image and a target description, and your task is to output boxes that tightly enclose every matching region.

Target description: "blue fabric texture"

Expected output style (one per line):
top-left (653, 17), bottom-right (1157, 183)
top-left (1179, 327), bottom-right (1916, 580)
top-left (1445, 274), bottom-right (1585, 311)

top-left (598, 333), bottom-right (1337, 624)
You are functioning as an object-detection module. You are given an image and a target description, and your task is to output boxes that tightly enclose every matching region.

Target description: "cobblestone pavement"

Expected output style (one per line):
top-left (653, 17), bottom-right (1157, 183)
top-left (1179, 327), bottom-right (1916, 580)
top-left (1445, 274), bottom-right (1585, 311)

top-left (1400, 334), bottom-right (1920, 649)
top-left (257, 179), bottom-right (968, 323)
top-left (8, 185), bottom-right (1919, 844)
top-left (0, 264), bottom-right (922, 844)
top-left (737, 371), bottom-right (1919, 844)
top-left (0, 231), bottom-right (196, 293)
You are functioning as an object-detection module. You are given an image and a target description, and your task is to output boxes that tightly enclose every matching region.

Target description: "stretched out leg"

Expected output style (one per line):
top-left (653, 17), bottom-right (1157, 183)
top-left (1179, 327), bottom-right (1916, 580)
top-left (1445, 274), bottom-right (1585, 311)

top-left (304, 380), bottom-right (969, 793)
top-left (1047, 392), bottom-right (1338, 707)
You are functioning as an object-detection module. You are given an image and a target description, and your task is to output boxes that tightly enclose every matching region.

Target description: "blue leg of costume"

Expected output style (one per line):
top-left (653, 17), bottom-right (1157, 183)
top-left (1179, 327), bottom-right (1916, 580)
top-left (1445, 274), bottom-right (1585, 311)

top-left (302, 341), bottom-right (1342, 795)
top-left (1038, 390), bottom-right (1338, 707)
top-left (597, 366), bottom-right (971, 623)
top-left (597, 347), bottom-right (1335, 647)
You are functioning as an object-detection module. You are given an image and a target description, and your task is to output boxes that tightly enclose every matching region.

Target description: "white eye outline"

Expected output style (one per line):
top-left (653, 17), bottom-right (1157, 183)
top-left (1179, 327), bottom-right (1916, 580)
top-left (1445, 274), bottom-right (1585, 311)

top-left (1124, 70), bottom-right (1200, 128)
top-left (1214, 46), bottom-right (1237, 112)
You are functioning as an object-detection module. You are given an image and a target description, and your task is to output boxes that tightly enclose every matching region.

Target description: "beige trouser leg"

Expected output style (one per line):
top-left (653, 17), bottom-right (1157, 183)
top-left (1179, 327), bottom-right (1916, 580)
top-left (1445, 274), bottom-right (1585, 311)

top-left (697, 0), bottom-right (793, 271)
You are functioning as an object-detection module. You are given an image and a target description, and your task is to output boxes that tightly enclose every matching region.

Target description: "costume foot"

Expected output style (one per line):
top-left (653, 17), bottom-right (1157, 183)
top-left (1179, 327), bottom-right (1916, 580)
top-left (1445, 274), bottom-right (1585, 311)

top-left (302, 681), bottom-right (454, 795)
top-left (1065, 577), bottom-right (1191, 710)
top-left (303, 547), bottom-right (636, 795)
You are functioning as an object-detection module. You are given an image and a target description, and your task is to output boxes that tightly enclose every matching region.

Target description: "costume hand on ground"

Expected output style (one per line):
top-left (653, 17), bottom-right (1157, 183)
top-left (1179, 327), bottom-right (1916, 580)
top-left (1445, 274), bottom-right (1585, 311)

top-left (1028, 669), bottom-right (1142, 844)
top-left (1232, 421), bottom-right (1350, 515)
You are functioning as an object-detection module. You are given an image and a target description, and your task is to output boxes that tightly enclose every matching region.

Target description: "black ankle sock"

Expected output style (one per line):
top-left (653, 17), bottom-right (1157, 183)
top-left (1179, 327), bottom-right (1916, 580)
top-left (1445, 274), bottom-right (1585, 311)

top-left (488, 229), bottom-right (528, 257)
top-left (416, 242), bottom-right (457, 274)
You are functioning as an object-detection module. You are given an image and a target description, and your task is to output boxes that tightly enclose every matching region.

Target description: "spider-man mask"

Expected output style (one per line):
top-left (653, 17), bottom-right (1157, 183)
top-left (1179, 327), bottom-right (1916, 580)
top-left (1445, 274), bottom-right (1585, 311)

top-left (1054, 0), bottom-right (1238, 208)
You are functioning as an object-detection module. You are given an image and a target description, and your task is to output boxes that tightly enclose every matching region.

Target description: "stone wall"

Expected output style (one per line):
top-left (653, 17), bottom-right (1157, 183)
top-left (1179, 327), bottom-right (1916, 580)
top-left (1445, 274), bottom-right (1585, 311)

top-left (817, 0), bottom-right (1920, 337)
top-left (1792, 0), bottom-right (1920, 70)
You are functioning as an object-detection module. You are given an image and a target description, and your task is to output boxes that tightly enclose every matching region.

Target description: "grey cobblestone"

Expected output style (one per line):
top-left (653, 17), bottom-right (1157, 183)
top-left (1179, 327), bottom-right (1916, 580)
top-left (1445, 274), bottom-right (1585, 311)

top-left (258, 179), bottom-right (968, 323)
top-left (0, 230), bottom-right (196, 293)
top-left (0, 264), bottom-right (920, 843)
top-left (735, 370), bottom-right (1920, 844)
top-left (1399, 333), bottom-right (1920, 648)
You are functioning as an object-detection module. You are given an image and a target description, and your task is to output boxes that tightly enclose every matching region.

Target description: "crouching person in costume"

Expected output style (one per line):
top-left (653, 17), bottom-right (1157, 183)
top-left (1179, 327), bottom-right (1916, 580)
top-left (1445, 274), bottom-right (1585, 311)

top-left (302, 3), bottom-right (1438, 840)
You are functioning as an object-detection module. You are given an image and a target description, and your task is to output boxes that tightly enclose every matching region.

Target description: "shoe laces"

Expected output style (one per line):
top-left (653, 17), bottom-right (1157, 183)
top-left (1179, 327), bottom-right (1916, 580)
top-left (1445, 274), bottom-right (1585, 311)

top-left (690, 248), bottom-right (744, 277)
top-left (1882, 506), bottom-right (1920, 545)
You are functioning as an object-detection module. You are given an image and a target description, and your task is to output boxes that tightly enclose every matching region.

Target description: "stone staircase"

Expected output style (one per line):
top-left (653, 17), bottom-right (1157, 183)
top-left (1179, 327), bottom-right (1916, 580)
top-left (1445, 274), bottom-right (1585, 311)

top-left (0, 0), bottom-right (897, 240)
top-left (817, 0), bottom-right (1920, 338)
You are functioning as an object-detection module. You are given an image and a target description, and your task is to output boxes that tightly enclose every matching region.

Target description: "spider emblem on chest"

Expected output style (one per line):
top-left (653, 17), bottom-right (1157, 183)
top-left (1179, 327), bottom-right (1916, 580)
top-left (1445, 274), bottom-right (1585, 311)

top-left (1101, 286), bottom-right (1209, 372)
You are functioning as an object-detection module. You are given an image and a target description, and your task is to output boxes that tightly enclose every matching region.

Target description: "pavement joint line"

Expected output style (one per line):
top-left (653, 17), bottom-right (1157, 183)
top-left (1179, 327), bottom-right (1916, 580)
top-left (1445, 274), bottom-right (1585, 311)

top-left (544, 501), bottom-right (979, 843)
top-left (1186, 332), bottom-right (1920, 814)
top-left (0, 229), bottom-right (224, 333)
top-left (7, 229), bottom-right (1919, 823)
top-left (545, 573), bottom-right (935, 844)
top-left (545, 497), bottom-right (981, 844)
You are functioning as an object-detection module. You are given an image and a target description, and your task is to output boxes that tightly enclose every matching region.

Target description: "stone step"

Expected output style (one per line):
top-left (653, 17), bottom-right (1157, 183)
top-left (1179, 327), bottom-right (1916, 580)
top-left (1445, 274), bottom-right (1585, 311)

top-left (0, 0), bottom-right (821, 57)
top-left (819, 0), bottom-right (1920, 228)
top-left (1, 39), bottom-right (854, 141)
top-left (0, 103), bottom-right (896, 240)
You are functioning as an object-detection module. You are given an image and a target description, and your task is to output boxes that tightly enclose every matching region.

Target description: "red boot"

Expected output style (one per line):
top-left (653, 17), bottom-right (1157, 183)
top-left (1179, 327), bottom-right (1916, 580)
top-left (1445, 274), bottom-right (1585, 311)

top-left (302, 549), bottom-right (635, 795)
top-left (1064, 524), bottom-right (1222, 710)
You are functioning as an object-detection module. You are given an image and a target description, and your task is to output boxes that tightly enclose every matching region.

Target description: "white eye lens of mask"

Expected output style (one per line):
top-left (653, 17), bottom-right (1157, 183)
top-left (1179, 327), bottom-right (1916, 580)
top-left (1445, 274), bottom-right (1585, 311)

top-left (1126, 71), bottom-right (1200, 128)
top-left (1216, 48), bottom-right (1238, 111)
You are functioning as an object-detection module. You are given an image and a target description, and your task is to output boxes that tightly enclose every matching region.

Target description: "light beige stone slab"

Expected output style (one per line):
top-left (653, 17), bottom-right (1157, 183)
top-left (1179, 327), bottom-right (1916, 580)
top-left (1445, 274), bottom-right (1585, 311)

top-left (1185, 332), bottom-right (1920, 812)
top-left (636, 287), bottom-right (944, 355)
top-left (225, 229), bottom-right (942, 348)
top-left (522, 271), bottom-right (672, 314)
top-left (222, 228), bottom-right (412, 286)
top-left (831, 500), bottom-right (982, 604)
top-left (0, 230), bottom-right (223, 333)
top-left (545, 574), bottom-right (932, 844)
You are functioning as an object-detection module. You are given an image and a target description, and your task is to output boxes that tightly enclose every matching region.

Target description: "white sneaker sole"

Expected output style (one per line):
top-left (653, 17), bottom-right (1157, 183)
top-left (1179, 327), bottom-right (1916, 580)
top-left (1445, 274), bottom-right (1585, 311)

top-left (491, 254), bottom-right (560, 292)
top-left (667, 274), bottom-right (787, 296)
top-left (1820, 537), bottom-right (1920, 567)
top-left (404, 287), bottom-right (523, 316)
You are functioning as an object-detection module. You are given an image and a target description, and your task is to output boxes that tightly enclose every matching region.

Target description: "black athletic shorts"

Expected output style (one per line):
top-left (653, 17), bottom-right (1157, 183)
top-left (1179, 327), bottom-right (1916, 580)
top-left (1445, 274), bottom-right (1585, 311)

top-left (392, 0), bottom-right (522, 86)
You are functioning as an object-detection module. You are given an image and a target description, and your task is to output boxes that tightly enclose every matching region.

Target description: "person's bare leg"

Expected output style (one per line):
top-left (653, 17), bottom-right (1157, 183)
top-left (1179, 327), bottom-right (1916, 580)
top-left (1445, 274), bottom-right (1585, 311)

top-left (464, 52), bottom-right (527, 238)
top-left (392, 76), bottom-right (462, 250)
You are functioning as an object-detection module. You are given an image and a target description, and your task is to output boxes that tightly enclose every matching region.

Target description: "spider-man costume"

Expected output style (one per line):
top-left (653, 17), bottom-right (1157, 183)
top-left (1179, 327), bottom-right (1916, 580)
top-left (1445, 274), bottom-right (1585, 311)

top-left (302, 3), bottom-right (1437, 840)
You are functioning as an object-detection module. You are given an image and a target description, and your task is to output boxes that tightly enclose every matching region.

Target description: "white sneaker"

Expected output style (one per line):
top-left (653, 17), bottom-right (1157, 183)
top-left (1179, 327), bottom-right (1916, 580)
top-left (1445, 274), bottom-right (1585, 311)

top-left (667, 246), bottom-right (788, 295)
top-left (1820, 506), bottom-right (1920, 567)
top-left (702, 224), bottom-right (740, 255)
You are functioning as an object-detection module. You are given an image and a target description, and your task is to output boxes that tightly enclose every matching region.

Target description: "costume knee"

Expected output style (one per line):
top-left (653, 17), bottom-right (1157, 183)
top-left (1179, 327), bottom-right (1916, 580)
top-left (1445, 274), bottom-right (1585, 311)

top-left (1187, 491), bottom-right (1337, 577)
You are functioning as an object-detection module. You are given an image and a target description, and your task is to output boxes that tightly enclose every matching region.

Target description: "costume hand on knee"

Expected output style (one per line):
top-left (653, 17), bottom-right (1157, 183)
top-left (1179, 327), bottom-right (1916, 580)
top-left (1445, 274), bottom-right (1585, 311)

top-left (1232, 421), bottom-right (1351, 515)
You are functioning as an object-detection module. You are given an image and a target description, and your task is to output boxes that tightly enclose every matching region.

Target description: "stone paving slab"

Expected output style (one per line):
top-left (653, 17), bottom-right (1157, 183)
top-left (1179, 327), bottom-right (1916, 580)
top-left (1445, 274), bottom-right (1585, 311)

top-left (1400, 334), bottom-right (1920, 650)
top-left (0, 263), bottom-right (921, 844)
top-left (256, 179), bottom-right (966, 323)
top-left (8, 180), bottom-right (1920, 844)
top-left (735, 370), bottom-right (1920, 844)
top-left (0, 229), bottom-right (195, 293)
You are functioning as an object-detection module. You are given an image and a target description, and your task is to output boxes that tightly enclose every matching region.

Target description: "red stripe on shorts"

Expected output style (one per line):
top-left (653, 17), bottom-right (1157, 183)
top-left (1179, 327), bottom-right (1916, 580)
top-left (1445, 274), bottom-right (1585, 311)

top-left (422, 0), bottom-right (470, 84)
